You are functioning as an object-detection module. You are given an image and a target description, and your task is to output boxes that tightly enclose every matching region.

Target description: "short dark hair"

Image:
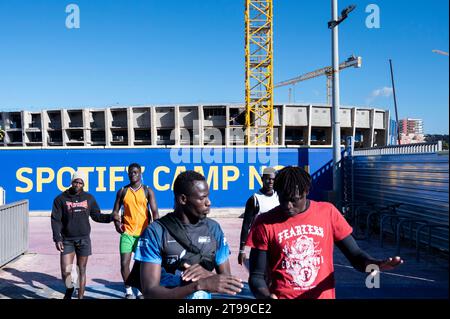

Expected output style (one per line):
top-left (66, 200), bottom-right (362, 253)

top-left (128, 163), bottom-right (142, 172)
top-left (173, 171), bottom-right (206, 196)
top-left (273, 166), bottom-right (311, 198)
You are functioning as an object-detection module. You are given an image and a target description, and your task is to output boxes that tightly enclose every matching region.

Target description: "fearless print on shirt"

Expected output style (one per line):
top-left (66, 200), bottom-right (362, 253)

top-left (282, 234), bottom-right (323, 289)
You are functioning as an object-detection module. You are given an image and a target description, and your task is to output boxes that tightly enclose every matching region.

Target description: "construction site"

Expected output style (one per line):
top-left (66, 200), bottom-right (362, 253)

top-left (0, 0), bottom-right (448, 305)
top-left (0, 102), bottom-right (390, 148)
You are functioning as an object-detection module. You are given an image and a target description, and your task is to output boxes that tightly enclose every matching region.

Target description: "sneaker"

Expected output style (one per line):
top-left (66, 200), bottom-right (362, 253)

top-left (125, 293), bottom-right (134, 299)
top-left (136, 294), bottom-right (144, 299)
top-left (63, 287), bottom-right (75, 299)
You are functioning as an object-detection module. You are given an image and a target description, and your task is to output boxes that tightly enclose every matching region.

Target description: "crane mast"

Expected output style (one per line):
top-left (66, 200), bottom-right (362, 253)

top-left (245, 0), bottom-right (274, 145)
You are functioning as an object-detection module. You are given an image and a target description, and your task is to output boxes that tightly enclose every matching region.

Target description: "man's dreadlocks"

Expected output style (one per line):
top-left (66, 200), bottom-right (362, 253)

top-left (273, 166), bottom-right (311, 198)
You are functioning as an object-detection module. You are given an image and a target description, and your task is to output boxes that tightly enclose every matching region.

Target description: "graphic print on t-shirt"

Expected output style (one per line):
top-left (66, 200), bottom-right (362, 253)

top-left (65, 200), bottom-right (88, 212)
top-left (279, 225), bottom-right (324, 290)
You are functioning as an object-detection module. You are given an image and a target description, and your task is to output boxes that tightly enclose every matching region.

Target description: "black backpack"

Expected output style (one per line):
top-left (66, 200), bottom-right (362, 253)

top-left (125, 214), bottom-right (215, 290)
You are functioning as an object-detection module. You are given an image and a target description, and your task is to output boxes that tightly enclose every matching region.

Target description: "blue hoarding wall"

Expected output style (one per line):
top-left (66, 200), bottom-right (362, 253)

top-left (0, 148), bottom-right (333, 211)
top-left (308, 149), bottom-right (334, 200)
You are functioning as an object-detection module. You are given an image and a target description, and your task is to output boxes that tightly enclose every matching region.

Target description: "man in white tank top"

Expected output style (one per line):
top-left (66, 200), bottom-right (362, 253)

top-left (238, 167), bottom-right (279, 265)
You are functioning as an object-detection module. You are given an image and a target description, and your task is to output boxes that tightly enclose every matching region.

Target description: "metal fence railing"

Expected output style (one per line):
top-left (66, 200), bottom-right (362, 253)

top-left (353, 141), bottom-right (443, 156)
top-left (0, 200), bottom-right (29, 267)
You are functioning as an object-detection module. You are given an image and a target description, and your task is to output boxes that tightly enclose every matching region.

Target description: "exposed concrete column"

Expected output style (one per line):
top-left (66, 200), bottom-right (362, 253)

top-left (21, 111), bottom-right (27, 146)
top-left (370, 109), bottom-right (375, 147)
top-left (280, 105), bottom-right (286, 146)
top-left (150, 107), bottom-right (157, 146)
top-left (351, 107), bottom-right (357, 139)
top-left (307, 104), bottom-right (312, 146)
top-left (39, 111), bottom-right (45, 147)
top-left (198, 105), bottom-right (204, 146)
top-left (174, 106), bottom-right (180, 146)
top-left (105, 108), bottom-right (112, 147)
top-left (127, 107), bottom-right (133, 146)
top-left (190, 106), bottom-right (197, 146)
top-left (83, 109), bottom-right (90, 147)
top-left (61, 109), bottom-right (68, 147)
top-left (42, 110), bottom-right (49, 148)
top-left (225, 105), bottom-right (230, 146)
top-left (146, 106), bottom-right (152, 145)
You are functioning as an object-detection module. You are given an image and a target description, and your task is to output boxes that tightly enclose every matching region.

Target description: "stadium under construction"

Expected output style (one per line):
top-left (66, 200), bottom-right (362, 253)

top-left (0, 104), bottom-right (390, 149)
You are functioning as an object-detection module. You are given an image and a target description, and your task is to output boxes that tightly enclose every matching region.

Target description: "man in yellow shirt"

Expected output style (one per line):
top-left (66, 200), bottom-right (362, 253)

top-left (112, 163), bottom-right (159, 299)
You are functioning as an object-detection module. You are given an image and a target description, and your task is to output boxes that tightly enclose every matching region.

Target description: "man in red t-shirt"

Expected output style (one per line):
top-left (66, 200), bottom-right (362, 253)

top-left (246, 166), bottom-right (403, 299)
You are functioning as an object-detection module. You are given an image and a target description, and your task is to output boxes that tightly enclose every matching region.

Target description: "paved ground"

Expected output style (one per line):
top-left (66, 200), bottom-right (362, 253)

top-left (0, 214), bottom-right (448, 299)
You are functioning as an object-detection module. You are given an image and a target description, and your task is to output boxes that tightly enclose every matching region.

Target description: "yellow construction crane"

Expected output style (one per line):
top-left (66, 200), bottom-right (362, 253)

top-left (275, 55), bottom-right (362, 104)
top-left (245, 0), bottom-right (274, 146)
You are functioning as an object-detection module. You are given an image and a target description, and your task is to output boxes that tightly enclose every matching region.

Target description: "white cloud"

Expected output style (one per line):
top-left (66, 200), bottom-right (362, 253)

top-left (366, 87), bottom-right (393, 104)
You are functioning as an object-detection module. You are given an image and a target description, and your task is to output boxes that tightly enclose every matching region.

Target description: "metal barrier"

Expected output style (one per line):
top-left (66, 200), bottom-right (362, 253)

top-left (0, 200), bottom-right (29, 267)
top-left (0, 187), bottom-right (5, 205)
top-left (343, 143), bottom-right (449, 252)
top-left (353, 141), bottom-right (442, 156)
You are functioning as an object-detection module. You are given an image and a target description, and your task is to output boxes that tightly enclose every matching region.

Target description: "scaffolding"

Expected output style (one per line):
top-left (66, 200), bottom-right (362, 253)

top-left (245, 0), bottom-right (274, 145)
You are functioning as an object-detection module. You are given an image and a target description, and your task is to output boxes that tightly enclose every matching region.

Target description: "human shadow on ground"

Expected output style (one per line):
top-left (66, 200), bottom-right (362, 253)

top-left (88, 278), bottom-right (127, 299)
top-left (0, 268), bottom-right (64, 299)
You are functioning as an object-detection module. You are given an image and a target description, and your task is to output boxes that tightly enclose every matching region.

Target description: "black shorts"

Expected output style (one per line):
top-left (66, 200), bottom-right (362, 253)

top-left (62, 237), bottom-right (92, 256)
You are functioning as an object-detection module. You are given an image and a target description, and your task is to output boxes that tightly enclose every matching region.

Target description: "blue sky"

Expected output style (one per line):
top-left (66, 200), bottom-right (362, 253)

top-left (0, 0), bottom-right (448, 133)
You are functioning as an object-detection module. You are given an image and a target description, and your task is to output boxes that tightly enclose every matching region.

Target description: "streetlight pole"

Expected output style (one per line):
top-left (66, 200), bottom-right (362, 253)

top-left (328, 1), bottom-right (356, 206)
top-left (331, 0), bottom-right (341, 201)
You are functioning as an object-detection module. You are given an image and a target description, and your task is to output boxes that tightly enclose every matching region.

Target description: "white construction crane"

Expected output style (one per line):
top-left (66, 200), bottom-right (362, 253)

top-left (432, 49), bottom-right (449, 56)
top-left (275, 55), bottom-right (362, 104)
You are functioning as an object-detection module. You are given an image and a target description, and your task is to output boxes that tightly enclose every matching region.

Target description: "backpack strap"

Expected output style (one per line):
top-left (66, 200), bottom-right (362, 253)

top-left (143, 185), bottom-right (153, 223)
top-left (156, 214), bottom-right (215, 272)
top-left (156, 214), bottom-right (201, 254)
top-left (118, 185), bottom-right (130, 222)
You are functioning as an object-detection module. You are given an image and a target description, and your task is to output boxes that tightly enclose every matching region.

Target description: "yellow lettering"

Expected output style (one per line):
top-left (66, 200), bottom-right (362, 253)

top-left (249, 166), bottom-right (262, 190)
top-left (37, 167), bottom-right (55, 193)
top-left (153, 166), bottom-right (170, 191)
top-left (222, 166), bottom-right (239, 190)
top-left (16, 168), bottom-right (33, 193)
top-left (110, 166), bottom-right (126, 192)
top-left (208, 166), bottom-right (219, 191)
top-left (57, 167), bottom-right (76, 192)
top-left (274, 165), bottom-right (284, 171)
top-left (96, 167), bottom-right (107, 192)
top-left (194, 166), bottom-right (219, 190)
